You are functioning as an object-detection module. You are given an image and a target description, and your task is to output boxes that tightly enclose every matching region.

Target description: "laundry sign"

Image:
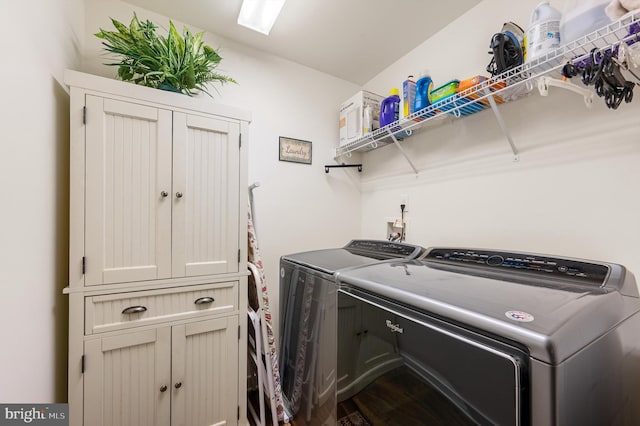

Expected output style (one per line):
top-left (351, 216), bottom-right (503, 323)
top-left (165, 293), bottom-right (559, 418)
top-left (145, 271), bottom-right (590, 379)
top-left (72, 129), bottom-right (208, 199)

top-left (279, 136), bottom-right (312, 165)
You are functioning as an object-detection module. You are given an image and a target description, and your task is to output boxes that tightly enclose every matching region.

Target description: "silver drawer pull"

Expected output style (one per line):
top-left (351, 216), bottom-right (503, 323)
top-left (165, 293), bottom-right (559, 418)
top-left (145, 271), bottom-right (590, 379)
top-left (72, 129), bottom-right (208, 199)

top-left (194, 297), bottom-right (215, 305)
top-left (122, 305), bottom-right (147, 315)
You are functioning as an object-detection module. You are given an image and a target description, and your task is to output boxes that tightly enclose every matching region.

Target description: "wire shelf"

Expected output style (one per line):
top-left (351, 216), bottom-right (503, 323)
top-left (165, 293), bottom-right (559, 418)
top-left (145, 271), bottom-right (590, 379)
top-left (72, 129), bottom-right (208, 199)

top-left (334, 11), bottom-right (640, 160)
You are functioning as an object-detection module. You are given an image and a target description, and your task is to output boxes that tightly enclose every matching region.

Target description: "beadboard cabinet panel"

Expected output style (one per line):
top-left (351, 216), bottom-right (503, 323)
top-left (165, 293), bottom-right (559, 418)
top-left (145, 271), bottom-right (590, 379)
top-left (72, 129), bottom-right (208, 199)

top-left (172, 112), bottom-right (240, 278)
top-left (171, 316), bottom-right (239, 426)
top-left (84, 328), bottom-right (172, 426)
top-left (85, 96), bottom-right (173, 286)
top-left (85, 97), bottom-right (241, 286)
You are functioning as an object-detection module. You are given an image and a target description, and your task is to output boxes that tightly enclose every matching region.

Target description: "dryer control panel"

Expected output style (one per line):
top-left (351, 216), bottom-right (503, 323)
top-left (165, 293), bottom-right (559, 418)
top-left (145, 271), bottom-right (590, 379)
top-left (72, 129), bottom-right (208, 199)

top-left (425, 248), bottom-right (610, 287)
top-left (346, 240), bottom-right (423, 259)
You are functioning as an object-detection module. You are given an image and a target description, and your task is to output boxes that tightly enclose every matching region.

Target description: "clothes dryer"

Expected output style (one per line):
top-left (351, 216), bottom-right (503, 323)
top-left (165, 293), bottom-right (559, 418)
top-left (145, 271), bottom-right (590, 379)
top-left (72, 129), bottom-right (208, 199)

top-left (335, 247), bottom-right (640, 425)
top-left (278, 240), bottom-right (423, 424)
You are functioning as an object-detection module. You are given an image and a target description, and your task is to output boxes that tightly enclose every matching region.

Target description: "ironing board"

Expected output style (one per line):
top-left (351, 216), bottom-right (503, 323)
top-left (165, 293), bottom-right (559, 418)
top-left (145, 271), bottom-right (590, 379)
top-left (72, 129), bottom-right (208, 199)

top-left (247, 199), bottom-right (287, 425)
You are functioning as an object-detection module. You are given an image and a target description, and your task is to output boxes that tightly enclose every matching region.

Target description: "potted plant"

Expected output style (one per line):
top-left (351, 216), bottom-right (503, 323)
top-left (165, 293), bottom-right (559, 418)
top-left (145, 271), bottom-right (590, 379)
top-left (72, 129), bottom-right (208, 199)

top-left (95, 13), bottom-right (236, 96)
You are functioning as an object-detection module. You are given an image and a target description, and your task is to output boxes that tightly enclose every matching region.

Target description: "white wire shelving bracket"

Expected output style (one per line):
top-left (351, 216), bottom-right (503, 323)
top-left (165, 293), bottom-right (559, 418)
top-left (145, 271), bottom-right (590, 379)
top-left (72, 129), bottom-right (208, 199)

top-left (332, 11), bottom-right (640, 172)
top-left (387, 129), bottom-right (419, 174)
top-left (484, 85), bottom-right (521, 161)
top-left (536, 76), bottom-right (594, 107)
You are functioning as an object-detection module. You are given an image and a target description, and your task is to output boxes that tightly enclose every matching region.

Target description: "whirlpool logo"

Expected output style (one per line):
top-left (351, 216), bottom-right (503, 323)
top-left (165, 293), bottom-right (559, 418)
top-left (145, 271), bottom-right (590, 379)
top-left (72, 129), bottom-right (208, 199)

top-left (385, 319), bottom-right (403, 334)
top-left (1, 404), bottom-right (67, 425)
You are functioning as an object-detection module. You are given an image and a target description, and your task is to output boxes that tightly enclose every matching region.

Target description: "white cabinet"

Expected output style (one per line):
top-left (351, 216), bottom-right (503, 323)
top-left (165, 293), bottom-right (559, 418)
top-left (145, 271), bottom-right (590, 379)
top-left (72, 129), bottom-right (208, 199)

top-left (84, 96), bottom-right (173, 285)
top-left (171, 112), bottom-right (240, 279)
top-left (84, 96), bottom-right (240, 286)
top-left (83, 327), bottom-right (172, 426)
top-left (171, 317), bottom-right (239, 426)
top-left (84, 317), bottom-right (238, 426)
top-left (64, 70), bottom-right (250, 426)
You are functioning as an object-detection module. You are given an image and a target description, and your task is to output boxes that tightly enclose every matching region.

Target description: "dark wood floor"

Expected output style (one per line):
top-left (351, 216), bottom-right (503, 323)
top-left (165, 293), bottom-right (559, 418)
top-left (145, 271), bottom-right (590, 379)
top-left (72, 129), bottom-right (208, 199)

top-left (259, 365), bottom-right (477, 425)
top-left (288, 392), bottom-right (336, 426)
top-left (338, 366), bottom-right (476, 426)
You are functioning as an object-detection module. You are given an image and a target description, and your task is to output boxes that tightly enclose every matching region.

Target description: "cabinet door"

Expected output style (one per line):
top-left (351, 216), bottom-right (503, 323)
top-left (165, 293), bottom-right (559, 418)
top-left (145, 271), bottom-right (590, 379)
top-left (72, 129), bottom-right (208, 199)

top-left (84, 328), bottom-right (171, 426)
top-left (171, 316), bottom-right (239, 426)
top-left (85, 96), bottom-right (172, 285)
top-left (172, 112), bottom-right (240, 278)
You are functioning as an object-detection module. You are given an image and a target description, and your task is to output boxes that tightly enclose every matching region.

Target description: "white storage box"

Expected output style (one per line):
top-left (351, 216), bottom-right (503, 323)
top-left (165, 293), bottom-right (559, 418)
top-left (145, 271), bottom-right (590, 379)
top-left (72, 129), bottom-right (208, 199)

top-left (339, 91), bottom-right (384, 146)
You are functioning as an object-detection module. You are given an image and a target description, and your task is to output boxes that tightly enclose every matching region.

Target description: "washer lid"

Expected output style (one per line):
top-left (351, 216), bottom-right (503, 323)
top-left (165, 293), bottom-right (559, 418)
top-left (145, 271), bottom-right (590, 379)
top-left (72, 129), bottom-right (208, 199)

top-left (281, 240), bottom-right (423, 274)
top-left (336, 249), bottom-right (639, 364)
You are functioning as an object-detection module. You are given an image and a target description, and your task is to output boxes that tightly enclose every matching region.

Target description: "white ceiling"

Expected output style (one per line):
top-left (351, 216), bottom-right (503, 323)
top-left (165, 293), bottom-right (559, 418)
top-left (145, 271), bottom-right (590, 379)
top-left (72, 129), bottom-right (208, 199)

top-left (123, 0), bottom-right (482, 85)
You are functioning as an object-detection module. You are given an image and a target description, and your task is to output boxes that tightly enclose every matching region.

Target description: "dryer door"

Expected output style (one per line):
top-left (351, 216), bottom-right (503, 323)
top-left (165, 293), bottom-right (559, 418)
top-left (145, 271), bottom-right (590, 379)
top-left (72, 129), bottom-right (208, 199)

top-left (338, 287), bottom-right (529, 426)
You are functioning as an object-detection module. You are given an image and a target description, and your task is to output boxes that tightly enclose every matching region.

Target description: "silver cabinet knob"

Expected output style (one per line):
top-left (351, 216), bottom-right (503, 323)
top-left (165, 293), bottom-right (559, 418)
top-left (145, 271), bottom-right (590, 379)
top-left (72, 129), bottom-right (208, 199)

top-left (160, 385), bottom-right (168, 393)
top-left (176, 192), bottom-right (183, 199)
top-left (160, 191), bottom-right (168, 198)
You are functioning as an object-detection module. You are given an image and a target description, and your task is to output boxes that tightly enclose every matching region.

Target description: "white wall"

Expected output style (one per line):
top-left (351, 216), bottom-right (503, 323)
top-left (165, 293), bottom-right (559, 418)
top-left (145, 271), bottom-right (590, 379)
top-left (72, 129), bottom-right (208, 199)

top-left (361, 0), bottom-right (640, 280)
top-left (0, 0), bottom-right (84, 402)
top-left (82, 0), bottom-right (363, 332)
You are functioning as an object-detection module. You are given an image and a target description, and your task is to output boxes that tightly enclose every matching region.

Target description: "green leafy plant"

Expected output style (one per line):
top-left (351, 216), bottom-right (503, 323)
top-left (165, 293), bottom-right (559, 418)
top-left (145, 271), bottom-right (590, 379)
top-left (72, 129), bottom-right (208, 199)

top-left (95, 14), bottom-right (236, 96)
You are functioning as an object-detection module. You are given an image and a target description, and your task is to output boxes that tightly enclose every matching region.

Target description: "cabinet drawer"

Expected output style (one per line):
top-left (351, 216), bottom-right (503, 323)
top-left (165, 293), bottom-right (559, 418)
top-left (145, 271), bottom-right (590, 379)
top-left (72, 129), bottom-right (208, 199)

top-left (85, 282), bottom-right (238, 334)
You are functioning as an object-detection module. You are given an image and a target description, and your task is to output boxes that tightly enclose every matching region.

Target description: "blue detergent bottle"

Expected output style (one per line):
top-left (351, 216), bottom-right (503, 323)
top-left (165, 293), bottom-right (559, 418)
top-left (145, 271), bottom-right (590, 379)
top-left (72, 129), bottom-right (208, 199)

top-left (380, 88), bottom-right (411, 139)
top-left (379, 88), bottom-right (401, 128)
top-left (414, 71), bottom-right (433, 118)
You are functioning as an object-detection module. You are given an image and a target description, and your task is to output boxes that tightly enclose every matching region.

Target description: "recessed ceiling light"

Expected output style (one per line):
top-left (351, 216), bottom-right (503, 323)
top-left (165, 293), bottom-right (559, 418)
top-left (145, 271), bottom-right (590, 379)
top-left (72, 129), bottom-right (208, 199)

top-left (237, 0), bottom-right (286, 35)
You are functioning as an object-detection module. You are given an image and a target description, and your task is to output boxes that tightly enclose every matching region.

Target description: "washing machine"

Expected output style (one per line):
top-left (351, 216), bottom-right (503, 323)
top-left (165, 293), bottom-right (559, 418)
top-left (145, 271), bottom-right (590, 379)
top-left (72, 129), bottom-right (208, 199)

top-left (278, 240), bottom-right (423, 425)
top-left (335, 247), bottom-right (640, 425)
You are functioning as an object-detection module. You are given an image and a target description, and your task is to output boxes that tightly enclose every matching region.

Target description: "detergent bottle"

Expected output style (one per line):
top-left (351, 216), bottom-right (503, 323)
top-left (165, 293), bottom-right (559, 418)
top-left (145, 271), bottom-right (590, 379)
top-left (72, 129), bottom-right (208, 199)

top-left (380, 88), bottom-right (412, 139)
top-left (414, 71), bottom-right (433, 118)
top-left (525, 1), bottom-right (561, 63)
top-left (402, 75), bottom-right (416, 117)
top-left (379, 88), bottom-right (401, 128)
top-left (363, 104), bottom-right (373, 134)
